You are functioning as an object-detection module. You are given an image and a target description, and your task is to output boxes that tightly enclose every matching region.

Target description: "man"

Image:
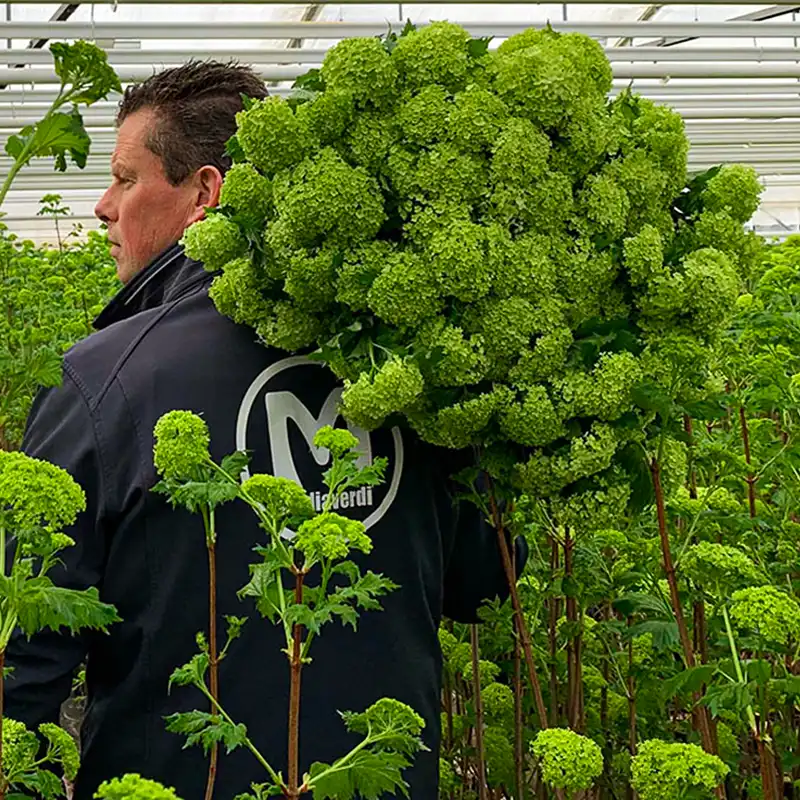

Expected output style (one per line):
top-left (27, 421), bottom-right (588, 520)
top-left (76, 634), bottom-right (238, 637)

top-left (7, 60), bottom-right (521, 799)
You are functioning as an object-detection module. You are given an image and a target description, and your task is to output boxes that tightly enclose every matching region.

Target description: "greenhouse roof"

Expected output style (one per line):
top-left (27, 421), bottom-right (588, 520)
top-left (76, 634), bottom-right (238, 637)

top-left (2, 0), bottom-right (800, 240)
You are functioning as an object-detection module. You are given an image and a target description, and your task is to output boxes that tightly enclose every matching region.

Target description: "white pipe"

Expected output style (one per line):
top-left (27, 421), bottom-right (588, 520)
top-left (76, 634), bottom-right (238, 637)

top-left (1, 20), bottom-right (800, 39)
top-left (5, 45), bottom-right (800, 67)
top-left (0, 47), bottom-right (330, 66)
top-left (7, 61), bottom-right (800, 86)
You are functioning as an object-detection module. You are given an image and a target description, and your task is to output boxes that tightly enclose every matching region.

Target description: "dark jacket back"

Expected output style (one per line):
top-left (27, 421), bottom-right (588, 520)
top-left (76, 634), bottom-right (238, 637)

top-left (7, 245), bottom-right (516, 799)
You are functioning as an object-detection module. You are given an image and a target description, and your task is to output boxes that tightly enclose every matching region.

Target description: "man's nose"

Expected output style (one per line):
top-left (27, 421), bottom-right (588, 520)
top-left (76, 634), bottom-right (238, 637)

top-left (95, 186), bottom-right (115, 224)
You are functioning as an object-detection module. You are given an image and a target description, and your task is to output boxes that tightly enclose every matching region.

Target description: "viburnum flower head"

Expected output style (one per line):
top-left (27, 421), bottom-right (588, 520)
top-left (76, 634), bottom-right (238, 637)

top-left (153, 410), bottom-right (211, 481)
top-left (531, 728), bottom-right (603, 794)
top-left (0, 450), bottom-right (85, 534)
top-left (241, 474), bottom-right (314, 525)
top-left (313, 425), bottom-right (359, 458)
top-left (94, 774), bottom-right (183, 800)
top-left (294, 512), bottom-right (372, 563)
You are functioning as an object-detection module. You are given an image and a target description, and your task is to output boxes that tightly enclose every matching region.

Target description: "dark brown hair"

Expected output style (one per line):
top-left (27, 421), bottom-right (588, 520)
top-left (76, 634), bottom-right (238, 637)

top-left (117, 60), bottom-right (268, 185)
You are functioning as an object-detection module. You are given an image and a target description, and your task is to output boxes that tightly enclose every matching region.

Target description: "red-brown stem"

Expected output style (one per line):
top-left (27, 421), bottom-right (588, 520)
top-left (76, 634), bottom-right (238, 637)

top-left (470, 625), bottom-right (488, 800)
top-left (739, 406), bottom-right (758, 519)
top-left (548, 538), bottom-right (560, 728)
top-left (651, 458), bottom-right (696, 670)
top-left (484, 476), bottom-right (548, 729)
top-left (514, 632), bottom-right (525, 800)
top-left (650, 457), bottom-right (721, 774)
top-left (205, 541), bottom-right (219, 800)
top-left (0, 649), bottom-right (5, 800)
top-left (757, 737), bottom-right (780, 800)
top-left (287, 570), bottom-right (305, 798)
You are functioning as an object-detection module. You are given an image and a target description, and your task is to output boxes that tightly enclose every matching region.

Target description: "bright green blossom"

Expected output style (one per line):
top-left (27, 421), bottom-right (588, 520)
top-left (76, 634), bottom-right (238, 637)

top-left (341, 357), bottom-right (425, 430)
top-left (630, 740), bottom-right (728, 800)
top-left (39, 722), bottom-right (80, 781)
top-left (219, 163), bottom-right (273, 224)
top-left (729, 585), bottom-right (800, 645)
top-left (321, 37), bottom-right (397, 107)
top-left (704, 164), bottom-right (763, 224)
top-left (391, 21), bottom-right (471, 93)
top-left (94, 774), bottom-right (183, 800)
top-left (313, 425), bottom-right (360, 458)
top-left (153, 411), bottom-right (210, 481)
top-left (0, 450), bottom-right (85, 533)
top-left (236, 96), bottom-right (312, 177)
top-left (481, 682), bottom-right (514, 724)
top-left (531, 728), bottom-right (603, 794)
top-left (294, 512), bottom-right (372, 563)
top-left (682, 542), bottom-right (762, 592)
top-left (397, 85), bottom-right (451, 147)
top-left (241, 474), bottom-right (314, 527)
top-left (181, 214), bottom-right (246, 272)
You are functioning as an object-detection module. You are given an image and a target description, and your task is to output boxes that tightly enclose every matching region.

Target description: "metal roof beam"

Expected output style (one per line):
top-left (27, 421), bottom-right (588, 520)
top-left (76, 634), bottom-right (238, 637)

top-left (3, 20), bottom-right (800, 39)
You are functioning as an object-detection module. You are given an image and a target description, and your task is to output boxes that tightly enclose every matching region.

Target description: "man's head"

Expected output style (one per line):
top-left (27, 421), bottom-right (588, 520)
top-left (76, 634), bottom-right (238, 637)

top-left (95, 60), bottom-right (268, 283)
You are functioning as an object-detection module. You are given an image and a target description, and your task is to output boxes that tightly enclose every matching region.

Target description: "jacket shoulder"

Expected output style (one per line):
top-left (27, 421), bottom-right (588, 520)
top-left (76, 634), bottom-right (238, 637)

top-left (63, 286), bottom-right (259, 406)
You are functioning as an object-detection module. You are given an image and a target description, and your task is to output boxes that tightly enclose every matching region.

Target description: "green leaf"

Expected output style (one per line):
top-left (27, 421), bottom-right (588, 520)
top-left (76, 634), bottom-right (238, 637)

top-left (225, 134), bottom-right (247, 165)
top-left (309, 751), bottom-right (412, 800)
top-left (467, 36), bottom-right (493, 59)
top-left (15, 580), bottom-right (120, 637)
top-left (631, 382), bottom-right (675, 418)
top-left (164, 710), bottom-right (248, 755)
top-left (701, 682), bottom-right (752, 718)
top-left (30, 112), bottom-right (91, 173)
top-left (168, 652), bottom-right (209, 691)
top-left (239, 562), bottom-right (285, 622)
top-left (284, 603), bottom-right (319, 633)
top-left (4, 132), bottom-right (28, 161)
top-left (626, 620), bottom-right (680, 651)
top-left (613, 593), bottom-right (670, 619)
top-left (771, 676), bottom-right (800, 696)
top-left (745, 658), bottom-right (772, 686)
top-left (221, 450), bottom-right (250, 477)
top-left (662, 664), bottom-right (717, 700)
top-left (292, 67), bottom-right (325, 93)
top-left (50, 40), bottom-right (121, 104)
top-left (18, 768), bottom-right (64, 800)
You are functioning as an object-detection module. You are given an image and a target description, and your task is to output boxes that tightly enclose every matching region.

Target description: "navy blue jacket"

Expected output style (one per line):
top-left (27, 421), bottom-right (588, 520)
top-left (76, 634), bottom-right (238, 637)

top-left (7, 244), bottom-right (520, 799)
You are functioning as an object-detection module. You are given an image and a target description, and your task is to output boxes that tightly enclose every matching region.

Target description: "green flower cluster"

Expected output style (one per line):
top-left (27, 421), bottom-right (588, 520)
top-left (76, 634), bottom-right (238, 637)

top-left (294, 511), bottom-right (372, 563)
top-left (94, 774), bottom-right (183, 800)
top-left (242, 474), bottom-right (314, 529)
top-left (630, 739), bottom-right (728, 800)
top-left (183, 22), bottom-right (761, 535)
top-left (681, 542), bottom-right (763, 592)
top-left (729, 585), bottom-right (800, 645)
top-left (153, 410), bottom-right (211, 481)
top-left (530, 727), bottom-right (603, 794)
top-left (0, 450), bottom-right (85, 533)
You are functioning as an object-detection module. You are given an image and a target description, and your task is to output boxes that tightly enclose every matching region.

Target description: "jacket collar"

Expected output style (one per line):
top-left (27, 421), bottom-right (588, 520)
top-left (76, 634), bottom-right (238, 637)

top-left (93, 243), bottom-right (212, 331)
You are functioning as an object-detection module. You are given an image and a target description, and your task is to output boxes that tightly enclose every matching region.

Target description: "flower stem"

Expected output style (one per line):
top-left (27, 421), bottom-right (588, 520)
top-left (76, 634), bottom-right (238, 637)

top-left (738, 406), bottom-right (758, 519)
top-left (470, 625), bottom-right (488, 800)
top-left (287, 570), bottom-right (305, 798)
top-left (484, 474), bottom-right (548, 730)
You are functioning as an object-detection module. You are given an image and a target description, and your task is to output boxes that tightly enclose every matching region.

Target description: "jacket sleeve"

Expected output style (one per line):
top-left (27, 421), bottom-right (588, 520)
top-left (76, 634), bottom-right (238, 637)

top-left (5, 368), bottom-right (107, 728)
top-left (437, 451), bottom-right (528, 625)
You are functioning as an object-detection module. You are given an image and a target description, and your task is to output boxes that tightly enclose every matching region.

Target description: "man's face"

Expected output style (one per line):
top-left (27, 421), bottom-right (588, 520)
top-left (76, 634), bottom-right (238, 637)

top-left (94, 109), bottom-right (206, 284)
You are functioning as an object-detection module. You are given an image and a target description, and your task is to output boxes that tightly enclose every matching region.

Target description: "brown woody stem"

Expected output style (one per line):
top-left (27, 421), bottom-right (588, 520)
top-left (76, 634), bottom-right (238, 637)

top-left (0, 649), bottom-right (5, 800)
top-left (548, 537), bottom-right (560, 728)
top-left (470, 625), bottom-right (488, 800)
top-left (484, 474), bottom-right (548, 730)
top-left (287, 570), bottom-right (305, 798)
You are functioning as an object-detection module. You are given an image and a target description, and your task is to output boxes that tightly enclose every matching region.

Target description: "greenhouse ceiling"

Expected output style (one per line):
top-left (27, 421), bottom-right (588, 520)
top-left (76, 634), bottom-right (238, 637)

top-left (1, 0), bottom-right (800, 239)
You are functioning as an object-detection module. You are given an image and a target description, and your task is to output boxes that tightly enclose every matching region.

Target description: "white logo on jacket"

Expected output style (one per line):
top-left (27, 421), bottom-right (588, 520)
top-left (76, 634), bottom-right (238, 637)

top-left (236, 355), bottom-right (403, 530)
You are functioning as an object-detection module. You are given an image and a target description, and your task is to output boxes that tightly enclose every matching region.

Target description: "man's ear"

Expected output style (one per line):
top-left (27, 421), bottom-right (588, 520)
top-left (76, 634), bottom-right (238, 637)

top-left (187, 165), bottom-right (224, 224)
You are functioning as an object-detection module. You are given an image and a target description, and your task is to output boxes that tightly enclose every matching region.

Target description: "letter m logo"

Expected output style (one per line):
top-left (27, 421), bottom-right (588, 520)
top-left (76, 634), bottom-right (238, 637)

top-left (265, 388), bottom-right (372, 487)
